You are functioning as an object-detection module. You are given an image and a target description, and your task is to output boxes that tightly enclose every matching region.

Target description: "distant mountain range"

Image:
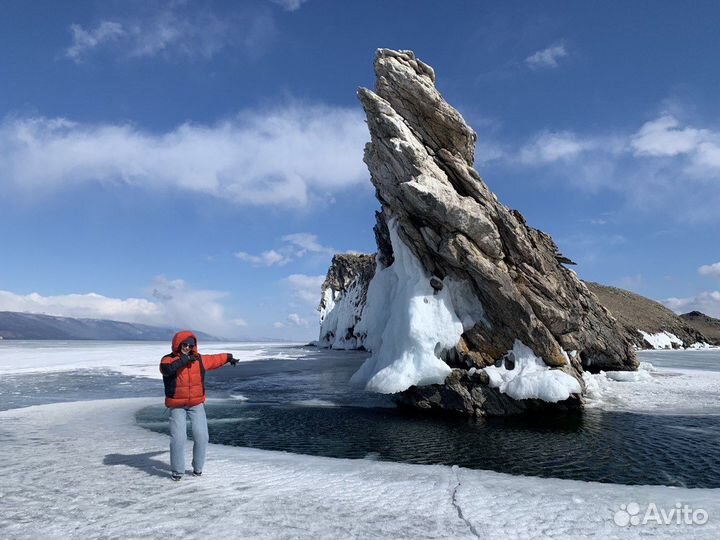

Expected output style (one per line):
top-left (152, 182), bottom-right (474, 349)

top-left (0, 311), bottom-right (218, 341)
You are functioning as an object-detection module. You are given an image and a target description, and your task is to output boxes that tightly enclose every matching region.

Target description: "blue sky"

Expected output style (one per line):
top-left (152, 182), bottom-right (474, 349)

top-left (1, 0), bottom-right (719, 340)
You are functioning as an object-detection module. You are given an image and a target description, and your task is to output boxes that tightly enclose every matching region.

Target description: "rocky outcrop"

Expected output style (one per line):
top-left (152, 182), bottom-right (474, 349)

top-left (319, 48), bottom-right (638, 416)
top-left (585, 282), bottom-right (711, 349)
top-left (318, 254), bottom-right (375, 349)
top-left (680, 311), bottom-right (720, 346)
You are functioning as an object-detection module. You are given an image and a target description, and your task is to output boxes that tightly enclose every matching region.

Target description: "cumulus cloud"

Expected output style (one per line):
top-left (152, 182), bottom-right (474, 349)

top-left (699, 262), bottom-right (720, 278)
top-left (525, 43), bottom-right (568, 69)
top-left (0, 104), bottom-right (368, 208)
top-left (0, 276), bottom-right (245, 338)
top-left (64, 3), bottom-right (273, 62)
top-left (664, 291), bottom-right (720, 318)
top-left (236, 233), bottom-right (335, 267)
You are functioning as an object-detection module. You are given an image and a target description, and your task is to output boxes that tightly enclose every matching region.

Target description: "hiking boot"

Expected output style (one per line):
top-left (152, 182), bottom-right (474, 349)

top-left (171, 472), bottom-right (183, 481)
top-left (192, 470), bottom-right (202, 477)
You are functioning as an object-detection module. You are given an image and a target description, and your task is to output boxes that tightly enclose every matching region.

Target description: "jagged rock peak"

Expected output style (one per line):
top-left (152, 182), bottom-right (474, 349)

top-left (370, 48), bottom-right (477, 165)
top-left (319, 48), bottom-right (639, 414)
top-left (356, 48), bottom-right (638, 375)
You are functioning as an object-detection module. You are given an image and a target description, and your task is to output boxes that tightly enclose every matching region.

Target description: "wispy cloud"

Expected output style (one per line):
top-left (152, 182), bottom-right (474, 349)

top-left (235, 233), bottom-right (335, 267)
top-left (0, 276), bottom-right (245, 337)
top-left (273, 312), bottom-right (313, 328)
top-left (64, 3), bottom-right (275, 63)
top-left (283, 274), bottom-right (325, 307)
top-left (270, 0), bottom-right (309, 11)
top-left (0, 104), bottom-right (368, 208)
top-left (525, 43), bottom-right (568, 69)
top-left (235, 250), bottom-right (292, 267)
top-left (664, 291), bottom-right (720, 318)
top-left (699, 262), bottom-right (720, 279)
top-left (65, 21), bottom-right (125, 62)
top-left (485, 110), bottom-right (720, 222)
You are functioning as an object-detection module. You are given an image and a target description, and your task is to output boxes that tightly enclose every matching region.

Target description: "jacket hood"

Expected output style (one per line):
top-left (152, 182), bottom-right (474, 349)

top-left (171, 330), bottom-right (198, 354)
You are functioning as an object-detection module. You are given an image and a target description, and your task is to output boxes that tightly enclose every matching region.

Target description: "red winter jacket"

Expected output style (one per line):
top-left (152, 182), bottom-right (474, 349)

top-left (159, 330), bottom-right (231, 408)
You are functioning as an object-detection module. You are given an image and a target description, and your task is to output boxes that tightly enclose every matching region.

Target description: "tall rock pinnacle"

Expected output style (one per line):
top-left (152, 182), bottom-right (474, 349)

top-left (319, 49), bottom-right (637, 414)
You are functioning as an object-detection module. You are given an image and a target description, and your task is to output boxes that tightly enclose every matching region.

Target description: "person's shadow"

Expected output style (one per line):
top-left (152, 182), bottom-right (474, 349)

top-left (104, 450), bottom-right (175, 478)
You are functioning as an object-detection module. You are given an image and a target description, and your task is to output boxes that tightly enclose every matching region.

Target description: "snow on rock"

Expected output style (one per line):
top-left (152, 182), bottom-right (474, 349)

top-left (483, 341), bottom-right (582, 402)
top-left (318, 253), bottom-right (375, 349)
top-left (350, 221), bottom-right (465, 393)
top-left (638, 330), bottom-right (684, 350)
top-left (2, 398), bottom-right (720, 540)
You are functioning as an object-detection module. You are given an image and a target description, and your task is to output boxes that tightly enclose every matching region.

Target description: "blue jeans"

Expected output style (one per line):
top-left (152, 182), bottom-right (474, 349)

top-left (169, 403), bottom-right (208, 475)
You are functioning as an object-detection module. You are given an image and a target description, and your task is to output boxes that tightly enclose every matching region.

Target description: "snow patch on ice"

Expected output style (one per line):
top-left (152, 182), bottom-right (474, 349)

top-left (639, 330), bottom-right (683, 350)
top-left (351, 220), bottom-right (466, 394)
top-left (583, 359), bottom-right (720, 415)
top-left (291, 399), bottom-right (338, 407)
top-left (482, 341), bottom-right (582, 402)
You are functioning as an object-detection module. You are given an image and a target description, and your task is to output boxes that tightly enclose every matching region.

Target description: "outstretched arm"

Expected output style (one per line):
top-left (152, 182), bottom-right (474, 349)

top-left (201, 353), bottom-right (233, 370)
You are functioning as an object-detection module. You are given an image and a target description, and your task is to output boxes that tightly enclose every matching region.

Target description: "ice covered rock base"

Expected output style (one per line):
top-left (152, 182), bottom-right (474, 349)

top-left (318, 48), bottom-right (639, 416)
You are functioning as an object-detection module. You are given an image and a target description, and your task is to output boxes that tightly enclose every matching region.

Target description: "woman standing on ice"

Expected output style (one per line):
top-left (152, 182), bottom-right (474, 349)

top-left (159, 330), bottom-right (238, 481)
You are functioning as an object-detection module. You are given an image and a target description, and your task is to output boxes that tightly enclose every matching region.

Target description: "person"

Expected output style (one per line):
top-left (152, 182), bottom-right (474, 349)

top-left (159, 330), bottom-right (238, 481)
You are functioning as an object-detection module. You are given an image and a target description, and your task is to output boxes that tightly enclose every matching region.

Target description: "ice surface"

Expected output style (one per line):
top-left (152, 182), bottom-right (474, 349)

top-left (483, 341), bottom-right (582, 402)
top-left (638, 330), bottom-right (684, 349)
top-left (0, 341), bottom-right (308, 379)
top-left (1, 398), bottom-right (718, 540)
top-left (351, 221), bottom-right (464, 393)
top-left (584, 358), bottom-right (720, 415)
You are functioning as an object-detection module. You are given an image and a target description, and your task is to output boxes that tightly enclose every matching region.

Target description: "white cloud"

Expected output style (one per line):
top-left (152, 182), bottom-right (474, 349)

top-left (236, 233), bottom-right (336, 267)
top-left (499, 111), bottom-right (720, 221)
top-left (0, 276), bottom-right (245, 338)
top-left (281, 233), bottom-right (335, 255)
top-left (64, 3), bottom-right (273, 63)
top-left (664, 291), bottom-right (720, 318)
top-left (235, 250), bottom-right (291, 267)
top-left (270, 0), bottom-right (309, 11)
top-left (65, 21), bottom-right (125, 61)
top-left (699, 262), bottom-right (720, 278)
top-left (525, 43), bottom-right (568, 69)
top-left (630, 115), bottom-right (707, 157)
top-left (232, 318), bottom-right (248, 327)
top-left (273, 312), bottom-right (313, 329)
top-left (519, 131), bottom-right (601, 164)
top-left (0, 104), bottom-right (368, 208)
top-left (283, 274), bottom-right (325, 307)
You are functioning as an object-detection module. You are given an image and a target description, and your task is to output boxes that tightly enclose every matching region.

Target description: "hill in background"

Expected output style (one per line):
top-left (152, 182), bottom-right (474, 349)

top-left (584, 282), bottom-right (720, 347)
top-left (0, 311), bottom-right (218, 341)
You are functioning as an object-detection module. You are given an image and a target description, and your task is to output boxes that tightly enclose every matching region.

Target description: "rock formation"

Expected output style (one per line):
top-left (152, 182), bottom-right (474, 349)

top-left (319, 48), bottom-right (639, 416)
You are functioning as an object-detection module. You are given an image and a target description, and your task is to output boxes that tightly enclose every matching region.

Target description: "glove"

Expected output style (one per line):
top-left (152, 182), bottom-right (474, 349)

top-left (180, 353), bottom-right (196, 364)
top-left (227, 353), bottom-right (238, 366)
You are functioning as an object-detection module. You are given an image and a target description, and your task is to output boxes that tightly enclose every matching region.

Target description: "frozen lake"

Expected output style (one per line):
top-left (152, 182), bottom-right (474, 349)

top-left (1, 341), bottom-right (719, 489)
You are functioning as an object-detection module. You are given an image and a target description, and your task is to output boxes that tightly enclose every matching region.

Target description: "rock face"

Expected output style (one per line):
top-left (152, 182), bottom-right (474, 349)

top-left (585, 282), bottom-right (711, 348)
top-left (318, 48), bottom-right (638, 416)
top-left (318, 254), bottom-right (375, 349)
top-left (680, 311), bottom-right (720, 346)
